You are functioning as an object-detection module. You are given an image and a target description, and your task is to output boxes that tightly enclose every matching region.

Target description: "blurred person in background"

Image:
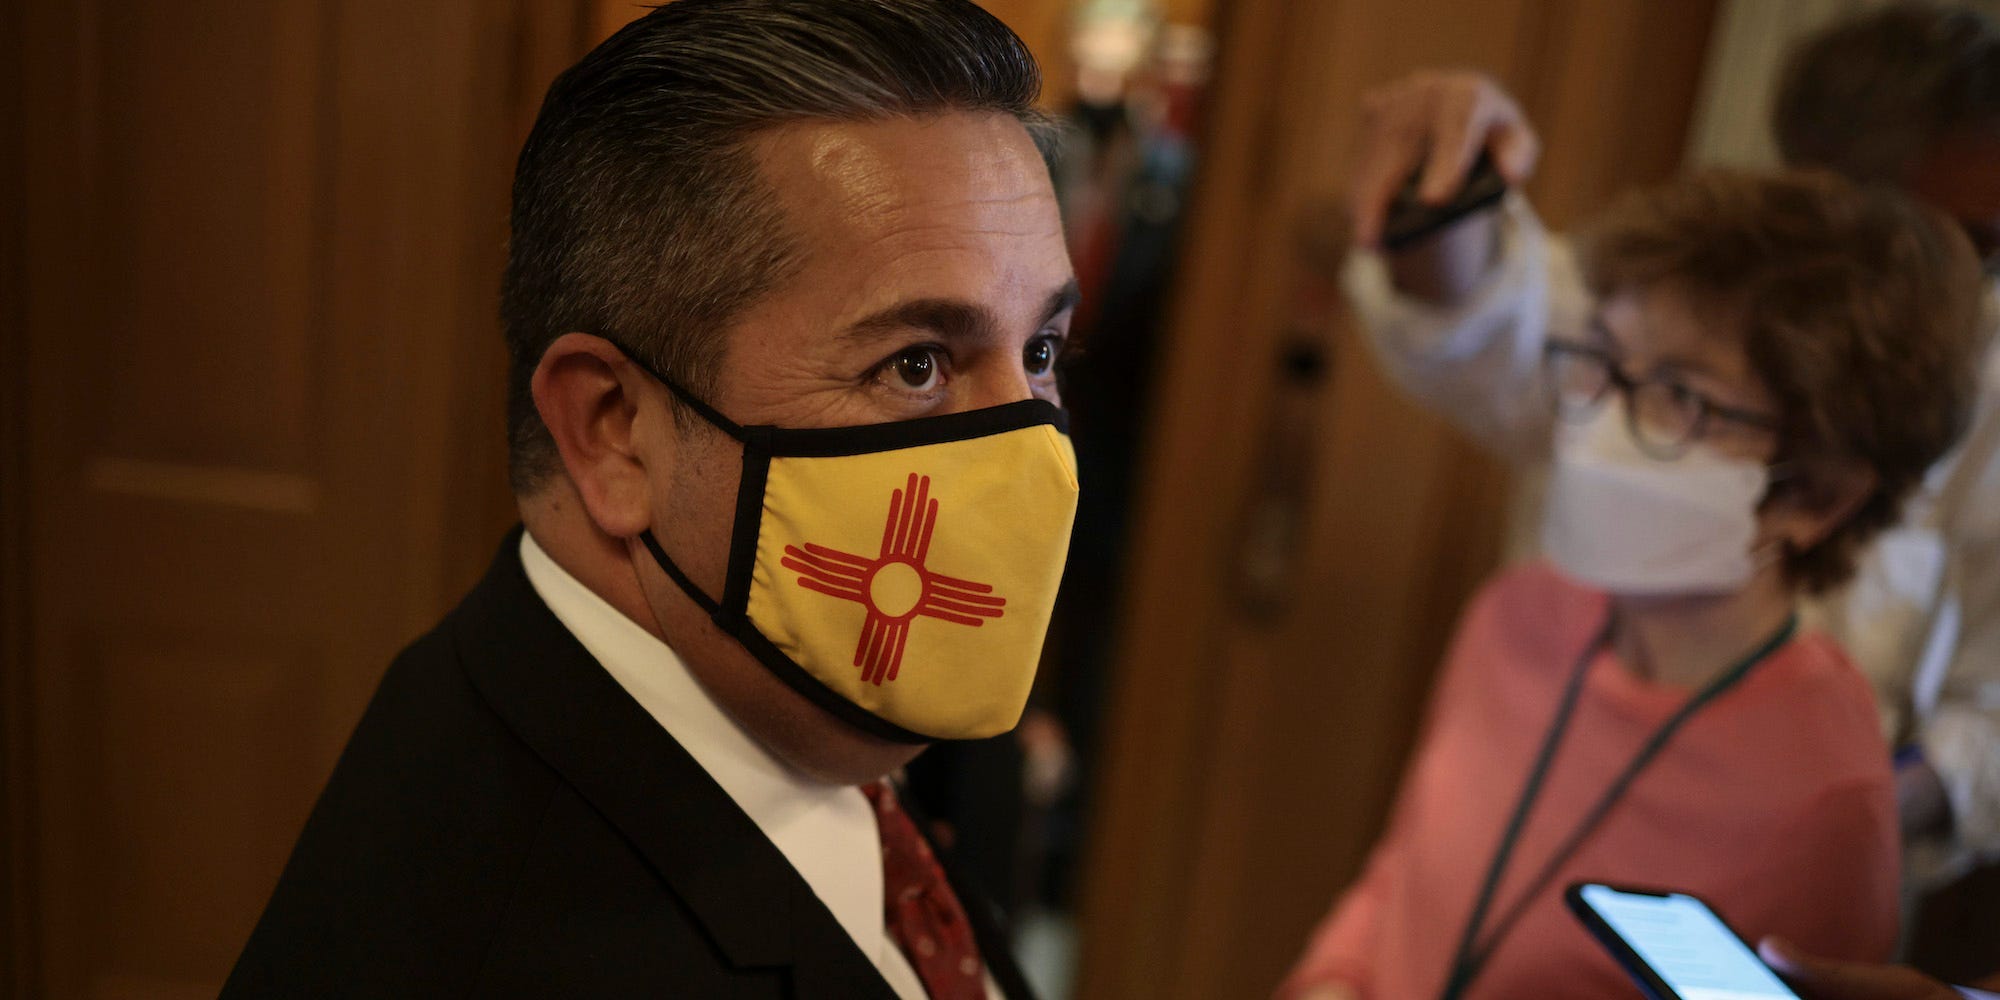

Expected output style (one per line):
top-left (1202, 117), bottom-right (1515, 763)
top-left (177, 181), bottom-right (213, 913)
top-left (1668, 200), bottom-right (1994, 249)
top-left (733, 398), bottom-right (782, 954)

top-left (221, 1), bottom-right (1079, 996)
top-left (1279, 168), bottom-right (1987, 1000)
top-left (1759, 939), bottom-right (2000, 999)
top-left (1032, 0), bottom-right (1214, 921)
top-left (1337, 8), bottom-right (2000, 952)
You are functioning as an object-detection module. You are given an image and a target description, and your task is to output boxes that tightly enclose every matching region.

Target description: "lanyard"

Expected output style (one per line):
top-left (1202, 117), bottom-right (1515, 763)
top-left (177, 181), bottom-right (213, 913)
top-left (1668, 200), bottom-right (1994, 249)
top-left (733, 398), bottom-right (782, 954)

top-left (1437, 610), bottom-right (1799, 1000)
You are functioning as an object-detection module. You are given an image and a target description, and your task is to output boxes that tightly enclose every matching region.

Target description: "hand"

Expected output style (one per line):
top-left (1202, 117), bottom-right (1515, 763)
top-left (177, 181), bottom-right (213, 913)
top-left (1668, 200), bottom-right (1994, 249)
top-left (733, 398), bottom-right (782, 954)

top-left (1293, 984), bottom-right (1359, 1000)
top-left (1895, 758), bottom-right (1952, 839)
top-left (1758, 938), bottom-right (1961, 1000)
top-left (1015, 708), bottom-right (1074, 808)
top-left (1348, 70), bottom-right (1539, 249)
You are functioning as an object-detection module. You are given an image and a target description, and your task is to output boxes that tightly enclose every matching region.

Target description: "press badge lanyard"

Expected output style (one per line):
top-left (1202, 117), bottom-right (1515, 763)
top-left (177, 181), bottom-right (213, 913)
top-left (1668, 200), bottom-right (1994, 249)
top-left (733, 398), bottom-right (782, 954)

top-left (1437, 610), bottom-right (1799, 1000)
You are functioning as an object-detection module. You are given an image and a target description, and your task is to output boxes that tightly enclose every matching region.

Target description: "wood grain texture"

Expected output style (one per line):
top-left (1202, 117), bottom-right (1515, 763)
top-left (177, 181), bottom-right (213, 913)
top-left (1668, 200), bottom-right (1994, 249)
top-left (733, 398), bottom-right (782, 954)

top-left (1, 0), bottom-right (33, 993)
top-left (10, 2), bottom-right (574, 995)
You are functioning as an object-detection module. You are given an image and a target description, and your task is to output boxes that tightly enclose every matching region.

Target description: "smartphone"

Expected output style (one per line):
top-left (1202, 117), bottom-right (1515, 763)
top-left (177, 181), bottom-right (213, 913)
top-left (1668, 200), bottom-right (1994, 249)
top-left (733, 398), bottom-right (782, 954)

top-left (1379, 149), bottom-right (1509, 251)
top-left (1566, 882), bottom-right (1803, 1000)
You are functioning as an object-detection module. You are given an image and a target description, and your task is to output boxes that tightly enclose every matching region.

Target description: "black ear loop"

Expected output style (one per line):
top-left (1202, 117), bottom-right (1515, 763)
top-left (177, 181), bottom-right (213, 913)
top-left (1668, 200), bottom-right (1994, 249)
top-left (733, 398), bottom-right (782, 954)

top-left (611, 347), bottom-right (932, 746)
top-left (601, 336), bottom-right (747, 442)
top-left (592, 333), bottom-right (1063, 746)
top-left (596, 335), bottom-right (745, 619)
top-left (639, 531), bottom-right (721, 618)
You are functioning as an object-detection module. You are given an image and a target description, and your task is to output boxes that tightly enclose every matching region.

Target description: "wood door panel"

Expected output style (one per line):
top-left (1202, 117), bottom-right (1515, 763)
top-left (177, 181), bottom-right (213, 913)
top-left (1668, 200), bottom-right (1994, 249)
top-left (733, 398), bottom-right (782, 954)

top-left (62, 503), bottom-right (324, 632)
top-left (15, 1), bottom-right (564, 996)
top-left (78, 628), bottom-right (321, 984)
top-left (86, 0), bottom-right (325, 471)
top-left (83, 459), bottom-right (321, 516)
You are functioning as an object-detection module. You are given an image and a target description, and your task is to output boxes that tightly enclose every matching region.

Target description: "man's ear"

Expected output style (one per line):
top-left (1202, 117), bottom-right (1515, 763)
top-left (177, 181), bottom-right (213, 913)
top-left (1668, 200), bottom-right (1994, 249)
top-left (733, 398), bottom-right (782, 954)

top-left (531, 332), bottom-right (672, 538)
top-left (1765, 458), bottom-right (1878, 553)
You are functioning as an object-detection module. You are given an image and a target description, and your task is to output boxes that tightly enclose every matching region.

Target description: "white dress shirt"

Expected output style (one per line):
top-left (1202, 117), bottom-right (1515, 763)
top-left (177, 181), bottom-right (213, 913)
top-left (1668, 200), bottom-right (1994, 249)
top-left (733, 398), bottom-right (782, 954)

top-left (1346, 193), bottom-right (2000, 887)
top-left (517, 532), bottom-right (941, 999)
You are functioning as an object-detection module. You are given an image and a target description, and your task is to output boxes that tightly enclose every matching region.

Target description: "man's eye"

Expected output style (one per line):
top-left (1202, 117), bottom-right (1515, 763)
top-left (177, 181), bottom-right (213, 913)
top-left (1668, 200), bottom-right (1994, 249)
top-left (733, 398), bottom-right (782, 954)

top-left (1024, 335), bottom-right (1061, 376)
top-left (886, 347), bottom-right (941, 390)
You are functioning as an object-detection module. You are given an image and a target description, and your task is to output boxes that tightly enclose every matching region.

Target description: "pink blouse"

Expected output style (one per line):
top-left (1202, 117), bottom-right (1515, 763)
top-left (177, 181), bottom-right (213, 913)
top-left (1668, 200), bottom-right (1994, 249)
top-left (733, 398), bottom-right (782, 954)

top-left (1279, 563), bottom-right (1900, 1000)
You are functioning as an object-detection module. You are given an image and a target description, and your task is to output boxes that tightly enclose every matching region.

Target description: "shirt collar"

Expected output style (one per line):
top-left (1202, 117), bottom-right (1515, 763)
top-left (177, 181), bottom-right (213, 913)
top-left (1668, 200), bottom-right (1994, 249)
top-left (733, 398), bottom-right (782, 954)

top-left (516, 531), bottom-right (890, 969)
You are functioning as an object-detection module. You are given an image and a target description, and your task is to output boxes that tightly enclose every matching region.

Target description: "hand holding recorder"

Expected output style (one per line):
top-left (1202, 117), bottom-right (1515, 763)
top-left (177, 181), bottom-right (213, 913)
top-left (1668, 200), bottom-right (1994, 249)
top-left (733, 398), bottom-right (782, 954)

top-left (1347, 70), bottom-right (1539, 249)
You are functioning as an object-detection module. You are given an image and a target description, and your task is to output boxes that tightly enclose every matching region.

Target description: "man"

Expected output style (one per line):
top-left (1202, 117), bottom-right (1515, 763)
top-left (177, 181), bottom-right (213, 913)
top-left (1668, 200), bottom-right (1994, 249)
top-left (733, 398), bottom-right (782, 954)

top-left (222, 2), bottom-right (1077, 996)
top-left (1335, 0), bottom-right (2000, 980)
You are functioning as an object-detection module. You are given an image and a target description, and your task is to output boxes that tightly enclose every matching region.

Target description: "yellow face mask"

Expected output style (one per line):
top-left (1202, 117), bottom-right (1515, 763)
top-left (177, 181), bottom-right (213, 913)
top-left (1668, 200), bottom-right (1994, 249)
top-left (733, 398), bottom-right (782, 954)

top-left (627, 353), bottom-right (1079, 743)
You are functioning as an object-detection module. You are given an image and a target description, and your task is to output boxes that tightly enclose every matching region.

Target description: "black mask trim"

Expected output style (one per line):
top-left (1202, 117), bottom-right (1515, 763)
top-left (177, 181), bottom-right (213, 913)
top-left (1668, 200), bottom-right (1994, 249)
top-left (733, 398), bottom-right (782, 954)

top-left (643, 524), bottom-right (930, 744)
top-left (610, 337), bottom-right (1067, 745)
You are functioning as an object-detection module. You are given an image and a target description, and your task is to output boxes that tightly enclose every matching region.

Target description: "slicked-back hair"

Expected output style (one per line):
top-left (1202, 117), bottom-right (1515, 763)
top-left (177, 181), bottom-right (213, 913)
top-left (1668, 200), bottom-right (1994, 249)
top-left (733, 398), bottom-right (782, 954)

top-left (1578, 169), bottom-right (1987, 595)
top-left (502, 0), bottom-right (1051, 493)
top-left (1774, 2), bottom-right (2000, 182)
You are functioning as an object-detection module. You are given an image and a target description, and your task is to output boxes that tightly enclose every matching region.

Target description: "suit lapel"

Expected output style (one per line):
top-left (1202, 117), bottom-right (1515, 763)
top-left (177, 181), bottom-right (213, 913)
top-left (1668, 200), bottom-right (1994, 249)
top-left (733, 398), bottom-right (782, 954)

top-left (947, 864), bottom-right (1039, 1000)
top-left (451, 528), bottom-right (898, 999)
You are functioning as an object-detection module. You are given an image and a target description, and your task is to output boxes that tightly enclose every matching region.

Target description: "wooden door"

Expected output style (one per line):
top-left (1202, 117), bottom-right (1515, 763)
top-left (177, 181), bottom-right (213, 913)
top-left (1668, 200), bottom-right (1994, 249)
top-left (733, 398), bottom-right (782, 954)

top-left (6, 3), bottom-right (594, 996)
top-left (1074, 2), bottom-right (1721, 998)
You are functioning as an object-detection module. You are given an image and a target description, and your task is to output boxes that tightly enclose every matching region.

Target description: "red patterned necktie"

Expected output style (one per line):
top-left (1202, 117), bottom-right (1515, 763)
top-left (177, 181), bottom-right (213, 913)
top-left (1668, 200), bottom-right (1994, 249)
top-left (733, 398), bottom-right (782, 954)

top-left (860, 780), bottom-right (988, 1000)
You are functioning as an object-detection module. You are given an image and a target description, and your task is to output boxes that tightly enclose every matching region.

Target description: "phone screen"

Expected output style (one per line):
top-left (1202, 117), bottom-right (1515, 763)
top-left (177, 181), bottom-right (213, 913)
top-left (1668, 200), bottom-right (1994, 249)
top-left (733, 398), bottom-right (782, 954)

top-left (1576, 884), bottom-right (1801, 1000)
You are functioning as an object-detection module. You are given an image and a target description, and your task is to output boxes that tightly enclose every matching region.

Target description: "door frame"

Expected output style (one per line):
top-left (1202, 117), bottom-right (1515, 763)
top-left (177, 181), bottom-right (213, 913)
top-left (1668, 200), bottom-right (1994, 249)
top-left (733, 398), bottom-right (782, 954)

top-left (0, 3), bottom-right (598, 995)
top-left (2, 0), bottom-right (34, 984)
top-left (3, 0), bottom-right (36, 989)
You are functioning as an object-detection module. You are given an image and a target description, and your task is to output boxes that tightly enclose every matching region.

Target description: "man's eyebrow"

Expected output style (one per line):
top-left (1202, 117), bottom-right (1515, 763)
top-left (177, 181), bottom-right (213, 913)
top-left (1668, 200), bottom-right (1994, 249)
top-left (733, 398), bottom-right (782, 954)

top-left (838, 278), bottom-right (1082, 345)
top-left (1042, 279), bottom-right (1081, 326)
top-left (839, 299), bottom-right (993, 345)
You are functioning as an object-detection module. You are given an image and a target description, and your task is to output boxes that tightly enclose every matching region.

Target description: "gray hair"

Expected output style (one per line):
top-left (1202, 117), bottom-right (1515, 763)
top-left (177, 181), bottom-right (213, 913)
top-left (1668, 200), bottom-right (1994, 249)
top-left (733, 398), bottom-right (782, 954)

top-left (1773, 2), bottom-right (2000, 181)
top-left (501, 0), bottom-right (1053, 493)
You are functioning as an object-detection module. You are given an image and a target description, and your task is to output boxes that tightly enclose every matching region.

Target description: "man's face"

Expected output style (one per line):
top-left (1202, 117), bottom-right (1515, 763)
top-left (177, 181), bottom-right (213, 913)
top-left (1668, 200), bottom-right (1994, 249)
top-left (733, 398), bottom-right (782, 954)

top-left (718, 113), bottom-right (1074, 427)
top-left (637, 112), bottom-right (1075, 783)
top-left (1905, 128), bottom-right (2000, 271)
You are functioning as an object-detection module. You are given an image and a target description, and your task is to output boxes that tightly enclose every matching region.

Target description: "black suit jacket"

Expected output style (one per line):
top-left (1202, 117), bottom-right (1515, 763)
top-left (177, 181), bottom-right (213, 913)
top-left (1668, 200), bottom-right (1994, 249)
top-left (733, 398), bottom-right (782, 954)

top-left (223, 528), bottom-right (1037, 999)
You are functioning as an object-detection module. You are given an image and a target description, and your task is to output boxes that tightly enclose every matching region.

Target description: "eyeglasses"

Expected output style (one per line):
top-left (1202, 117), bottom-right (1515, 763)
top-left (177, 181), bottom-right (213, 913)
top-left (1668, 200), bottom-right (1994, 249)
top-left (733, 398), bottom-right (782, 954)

top-left (1954, 216), bottom-right (2000, 277)
top-left (1542, 339), bottom-right (1781, 459)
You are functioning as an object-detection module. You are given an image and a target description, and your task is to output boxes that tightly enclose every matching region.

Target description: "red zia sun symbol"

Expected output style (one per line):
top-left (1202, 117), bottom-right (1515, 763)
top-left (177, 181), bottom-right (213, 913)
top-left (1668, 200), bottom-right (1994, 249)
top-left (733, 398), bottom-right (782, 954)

top-left (780, 473), bottom-right (1006, 686)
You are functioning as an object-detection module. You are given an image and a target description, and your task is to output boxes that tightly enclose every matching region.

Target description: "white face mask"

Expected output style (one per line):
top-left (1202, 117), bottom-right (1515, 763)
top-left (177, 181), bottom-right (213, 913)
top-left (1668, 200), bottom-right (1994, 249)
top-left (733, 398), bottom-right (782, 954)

top-left (1542, 403), bottom-right (1771, 595)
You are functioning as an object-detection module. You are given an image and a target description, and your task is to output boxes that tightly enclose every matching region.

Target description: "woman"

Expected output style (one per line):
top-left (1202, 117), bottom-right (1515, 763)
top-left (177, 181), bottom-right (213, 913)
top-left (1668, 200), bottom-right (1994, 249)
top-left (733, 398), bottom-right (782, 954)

top-left (1280, 170), bottom-right (1987, 1000)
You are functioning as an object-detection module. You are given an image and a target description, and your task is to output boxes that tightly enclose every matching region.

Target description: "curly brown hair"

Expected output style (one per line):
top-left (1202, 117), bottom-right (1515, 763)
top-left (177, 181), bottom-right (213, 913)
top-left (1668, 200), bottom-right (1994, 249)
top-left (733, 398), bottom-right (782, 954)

top-left (1577, 168), bottom-right (1988, 594)
top-left (1774, 2), bottom-right (2000, 182)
